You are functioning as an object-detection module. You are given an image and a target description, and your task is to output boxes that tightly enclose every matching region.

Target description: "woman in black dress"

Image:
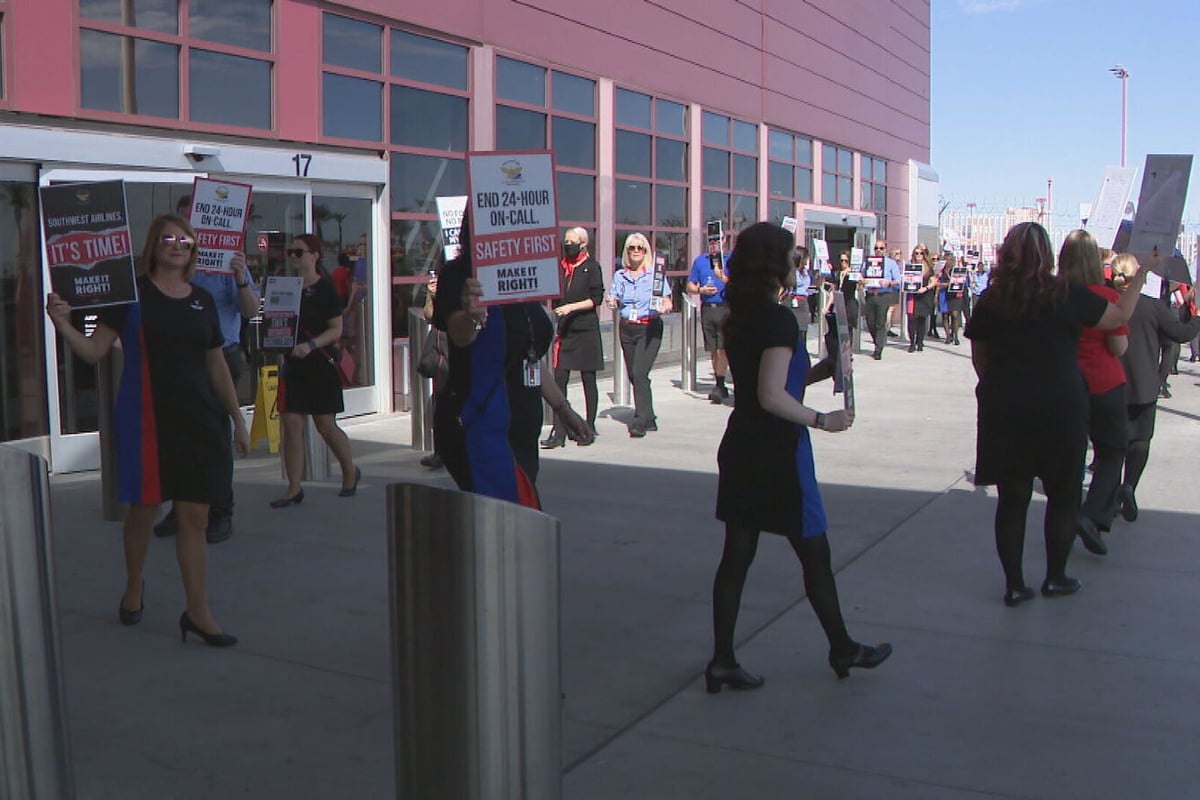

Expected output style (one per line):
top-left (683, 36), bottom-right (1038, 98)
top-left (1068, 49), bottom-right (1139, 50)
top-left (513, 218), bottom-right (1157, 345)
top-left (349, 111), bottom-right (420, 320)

top-left (541, 227), bottom-right (605, 449)
top-left (942, 253), bottom-right (966, 345)
top-left (965, 223), bottom-right (1143, 605)
top-left (706, 222), bottom-right (891, 693)
top-left (906, 256), bottom-right (937, 352)
top-left (272, 234), bottom-right (360, 507)
top-left (825, 251), bottom-right (860, 331)
top-left (46, 214), bottom-right (248, 646)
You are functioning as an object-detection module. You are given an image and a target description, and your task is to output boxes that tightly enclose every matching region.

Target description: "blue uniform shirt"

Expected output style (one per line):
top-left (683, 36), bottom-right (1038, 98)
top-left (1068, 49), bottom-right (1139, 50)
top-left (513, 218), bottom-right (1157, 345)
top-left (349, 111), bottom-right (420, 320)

top-left (970, 269), bottom-right (990, 296)
top-left (688, 253), bottom-right (727, 305)
top-left (190, 270), bottom-right (260, 347)
top-left (610, 268), bottom-right (663, 321)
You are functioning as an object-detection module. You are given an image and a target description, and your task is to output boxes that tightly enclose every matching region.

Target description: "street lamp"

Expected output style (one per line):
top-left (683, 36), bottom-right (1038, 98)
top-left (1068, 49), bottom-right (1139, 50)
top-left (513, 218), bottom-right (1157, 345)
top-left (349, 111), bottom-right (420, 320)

top-left (1110, 65), bottom-right (1129, 167)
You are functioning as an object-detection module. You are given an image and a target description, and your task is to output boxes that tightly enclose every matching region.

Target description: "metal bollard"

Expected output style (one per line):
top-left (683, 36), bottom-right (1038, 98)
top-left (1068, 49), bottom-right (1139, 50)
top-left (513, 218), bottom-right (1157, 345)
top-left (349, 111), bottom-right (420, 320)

top-left (0, 446), bottom-right (76, 800)
top-left (680, 298), bottom-right (699, 392)
top-left (408, 309), bottom-right (433, 452)
top-left (387, 483), bottom-right (561, 800)
top-left (97, 351), bottom-right (124, 522)
top-left (611, 321), bottom-right (630, 406)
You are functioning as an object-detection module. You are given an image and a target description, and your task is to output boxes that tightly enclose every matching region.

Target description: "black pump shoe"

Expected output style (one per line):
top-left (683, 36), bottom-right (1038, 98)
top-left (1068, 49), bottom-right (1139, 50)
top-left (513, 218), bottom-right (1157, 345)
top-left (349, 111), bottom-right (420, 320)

top-left (540, 430), bottom-right (566, 449)
top-left (179, 612), bottom-right (237, 647)
top-left (1041, 576), bottom-right (1081, 597)
top-left (269, 489), bottom-right (304, 508)
top-left (704, 661), bottom-right (765, 694)
top-left (1003, 586), bottom-right (1036, 607)
top-left (1117, 484), bottom-right (1138, 522)
top-left (829, 642), bottom-right (893, 679)
top-left (1075, 516), bottom-right (1107, 555)
top-left (339, 467), bottom-right (362, 497)
top-left (119, 581), bottom-right (145, 626)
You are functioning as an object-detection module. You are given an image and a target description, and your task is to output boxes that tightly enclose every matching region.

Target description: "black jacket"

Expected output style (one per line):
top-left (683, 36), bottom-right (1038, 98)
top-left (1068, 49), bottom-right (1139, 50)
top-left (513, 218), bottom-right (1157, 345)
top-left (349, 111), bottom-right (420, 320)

top-left (1121, 296), bottom-right (1200, 404)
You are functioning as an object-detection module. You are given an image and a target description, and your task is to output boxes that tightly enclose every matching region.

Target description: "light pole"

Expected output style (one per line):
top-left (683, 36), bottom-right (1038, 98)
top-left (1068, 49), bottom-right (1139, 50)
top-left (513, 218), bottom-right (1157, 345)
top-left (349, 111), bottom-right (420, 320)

top-left (966, 202), bottom-right (976, 245)
top-left (1110, 65), bottom-right (1129, 167)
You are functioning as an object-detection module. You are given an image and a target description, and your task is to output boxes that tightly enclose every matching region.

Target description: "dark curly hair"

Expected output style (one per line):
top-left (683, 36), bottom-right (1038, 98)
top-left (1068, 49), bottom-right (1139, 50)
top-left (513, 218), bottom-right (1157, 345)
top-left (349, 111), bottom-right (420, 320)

top-left (981, 222), bottom-right (1066, 318)
top-left (723, 222), bottom-right (793, 341)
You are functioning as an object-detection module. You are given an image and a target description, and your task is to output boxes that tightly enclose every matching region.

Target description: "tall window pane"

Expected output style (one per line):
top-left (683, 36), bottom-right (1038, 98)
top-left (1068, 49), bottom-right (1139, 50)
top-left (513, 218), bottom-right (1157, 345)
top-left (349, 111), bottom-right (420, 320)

top-left (655, 185), bottom-right (686, 227)
top-left (190, 49), bottom-right (270, 128)
top-left (822, 172), bottom-right (837, 206)
top-left (322, 74), bottom-right (381, 141)
top-left (616, 130), bottom-right (651, 177)
top-left (615, 88), bottom-right (651, 129)
top-left (768, 162), bottom-right (793, 197)
top-left (323, 13), bottom-right (381, 72)
top-left (768, 131), bottom-right (792, 161)
top-left (655, 139), bottom-right (686, 182)
top-left (702, 147), bottom-right (729, 187)
top-left (732, 154), bottom-right (756, 192)
top-left (391, 154), bottom-right (466, 213)
top-left (80, 0), bottom-right (177, 33)
top-left (551, 71), bottom-right (595, 116)
top-left (552, 117), bottom-right (594, 169)
top-left (702, 112), bottom-right (728, 146)
top-left (496, 56), bottom-right (545, 106)
top-left (496, 106), bottom-right (546, 150)
top-left (190, 0), bottom-right (271, 52)
top-left (655, 99), bottom-right (685, 136)
top-left (80, 31), bottom-right (179, 117)
top-left (390, 86), bottom-right (468, 151)
top-left (732, 120), bottom-right (757, 152)
top-left (391, 30), bottom-right (468, 90)
top-left (797, 168), bottom-right (813, 202)
top-left (557, 172), bottom-right (595, 222)
top-left (615, 180), bottom-right (651, 226)
top-left (703, 190), bottom-right (729, 224)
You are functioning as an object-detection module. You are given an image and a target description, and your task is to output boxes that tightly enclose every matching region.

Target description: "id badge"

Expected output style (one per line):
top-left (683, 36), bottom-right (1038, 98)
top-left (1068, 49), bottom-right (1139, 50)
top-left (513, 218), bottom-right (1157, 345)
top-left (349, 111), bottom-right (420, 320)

top-left (789, 296), bottom-right (800, 308)
top-left (523, 358), bottom-right (541, 387)
top-left (651, 296), bottom-right (663, 313)
top-left (626, 305), bottom-right (640, 321)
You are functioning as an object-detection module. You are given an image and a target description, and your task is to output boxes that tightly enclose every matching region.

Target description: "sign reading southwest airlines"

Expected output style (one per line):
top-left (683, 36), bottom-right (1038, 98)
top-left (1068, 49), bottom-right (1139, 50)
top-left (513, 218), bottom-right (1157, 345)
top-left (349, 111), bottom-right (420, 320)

top-left (40, 180), bottom-right (138, 309)
top-left (465, 150), bottom-right (562, 305)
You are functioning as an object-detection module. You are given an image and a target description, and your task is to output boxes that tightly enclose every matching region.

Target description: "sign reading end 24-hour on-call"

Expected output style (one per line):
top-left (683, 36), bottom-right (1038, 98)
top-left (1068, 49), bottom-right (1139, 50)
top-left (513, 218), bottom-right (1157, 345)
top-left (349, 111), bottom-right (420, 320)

top-left (466, 150), bottom-right (561, 305)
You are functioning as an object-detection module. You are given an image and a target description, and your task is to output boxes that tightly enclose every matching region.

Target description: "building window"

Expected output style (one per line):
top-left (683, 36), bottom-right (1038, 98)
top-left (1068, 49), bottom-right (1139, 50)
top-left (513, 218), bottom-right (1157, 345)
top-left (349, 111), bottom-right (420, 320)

top-left (861, 155), bottom-right (888, 237)
top-left (701, 111), bottom-right (757, 235)
top-left (78, 0), bottom-right (274, 129)
top-left (821, 143), bottom-right (854, 208)
top-left (495, 57), bottom-right (597, 228)
top-left (767, 129), bottom-right (812, 224)
top-left (615, 89), bottom-right (690, 274)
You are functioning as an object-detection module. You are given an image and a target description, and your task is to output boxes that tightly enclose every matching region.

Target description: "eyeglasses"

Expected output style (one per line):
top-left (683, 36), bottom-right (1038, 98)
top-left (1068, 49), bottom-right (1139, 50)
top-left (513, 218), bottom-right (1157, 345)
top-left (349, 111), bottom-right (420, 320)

top-left (160, 234), bottom-right (194, 249)
top-left (627, 244), bottom-right (646, 252)
top-left (287, 248), bottom-right (312, 258)
top-left (874, 247), bottom-right (886, 252)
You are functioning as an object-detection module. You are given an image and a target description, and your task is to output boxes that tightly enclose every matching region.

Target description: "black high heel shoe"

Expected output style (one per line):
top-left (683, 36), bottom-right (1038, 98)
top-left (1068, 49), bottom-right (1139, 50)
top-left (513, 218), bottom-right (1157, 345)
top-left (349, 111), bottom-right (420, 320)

top-left (704, 661), bottom-right (765, 694)
top-left (1041, 576), bottom-right (1081, 597)
top-left (270, 489), bottom-right (304, 508)
top-left (118, 581), bottom-right (145, 626)
top-left (828, 642), bottom-right (893, 679)
top-left (338, 467), bottom-right (362, 498)
top-left (1003, 586), bottom-right (1036, 607)
top-left (540, 430), bottom-right (566, 449)
top-left (179, 612), bottom-right (237, 647)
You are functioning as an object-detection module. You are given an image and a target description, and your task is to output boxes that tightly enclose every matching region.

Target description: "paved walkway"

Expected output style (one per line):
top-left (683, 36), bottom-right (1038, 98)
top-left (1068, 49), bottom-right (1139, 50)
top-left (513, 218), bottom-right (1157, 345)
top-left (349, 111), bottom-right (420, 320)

top-left (44, 334), bottom-right (1200, 799)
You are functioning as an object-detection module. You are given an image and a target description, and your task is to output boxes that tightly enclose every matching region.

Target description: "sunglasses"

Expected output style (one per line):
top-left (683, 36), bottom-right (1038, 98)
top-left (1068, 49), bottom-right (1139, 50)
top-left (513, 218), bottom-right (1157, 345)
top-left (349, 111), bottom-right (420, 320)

top-left (287, 248), bottom-right (312, 258)
top-left (627, 244), bottom-right (646, 252)
top-left (160, 234), bottom-right (194, 249)
top-left (874, 247), bottom-right (886, 251)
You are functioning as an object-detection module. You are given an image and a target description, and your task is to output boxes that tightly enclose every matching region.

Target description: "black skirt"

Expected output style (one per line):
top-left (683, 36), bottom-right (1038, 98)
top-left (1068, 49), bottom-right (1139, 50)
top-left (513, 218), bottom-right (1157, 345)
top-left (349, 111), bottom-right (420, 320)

top-left (279, 354), bottom-right (344, 415)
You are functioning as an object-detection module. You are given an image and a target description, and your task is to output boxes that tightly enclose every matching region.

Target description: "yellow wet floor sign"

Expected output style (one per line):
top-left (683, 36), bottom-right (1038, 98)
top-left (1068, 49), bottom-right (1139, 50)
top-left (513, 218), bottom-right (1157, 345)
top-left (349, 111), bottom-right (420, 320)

top-left (249, 366), bottom-right (280, 453)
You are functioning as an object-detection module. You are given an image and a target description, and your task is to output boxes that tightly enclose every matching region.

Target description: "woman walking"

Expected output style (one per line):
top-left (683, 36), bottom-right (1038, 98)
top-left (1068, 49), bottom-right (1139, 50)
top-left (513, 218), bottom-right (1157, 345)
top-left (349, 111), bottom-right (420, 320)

top-left (272, 234), bottom-right (360, 507)
top-left (906, 247), bottom-right (936, 352)
top-left (706, 222), bottom-right (891, 693)
top-left (965, 223), bottom-right (1142, 605)
top-left (46, 214), bottom-right (247, 646)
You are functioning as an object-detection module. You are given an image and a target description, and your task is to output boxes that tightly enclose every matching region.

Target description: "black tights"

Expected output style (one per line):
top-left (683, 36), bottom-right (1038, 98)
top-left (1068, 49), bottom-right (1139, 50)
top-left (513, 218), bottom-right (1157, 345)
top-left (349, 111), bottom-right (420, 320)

top-left (553, 367), bottom-right (598, 428)
top-left (711, 526), bottom-right (853, 666)
top-left (908, 314), bottom-right (928, 348)
top-left (994, 476), bottom-right (1079, 590)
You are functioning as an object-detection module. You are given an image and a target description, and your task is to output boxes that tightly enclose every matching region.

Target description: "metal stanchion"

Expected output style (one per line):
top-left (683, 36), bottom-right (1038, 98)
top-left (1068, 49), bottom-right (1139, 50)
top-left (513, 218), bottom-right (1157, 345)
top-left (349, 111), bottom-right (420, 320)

top-left (96, 351), bottom-right (124, 522)
top-left (408, 309), bottom-right (433, 452)
top-left (680, 297), bottom-right (699, 392)
top-left (388, 483), bottom-right (561, 800)
top-left (611, 320), bottom-right (630, 406)
top-left (0, 446), bottom-right (76, 800)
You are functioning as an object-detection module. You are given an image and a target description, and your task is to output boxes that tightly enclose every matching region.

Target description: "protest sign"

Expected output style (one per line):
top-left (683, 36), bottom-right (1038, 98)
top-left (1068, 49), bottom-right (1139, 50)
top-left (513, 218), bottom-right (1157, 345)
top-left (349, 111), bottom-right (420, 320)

top-left (950, 266), bottom-right (968, 291)
top-left (902, 263), bottom-right (923, 293)
top-left (40, 180), bottom-right (138, 309)
top-left (813, 239), bottom-right (830, 267)
top-left (706, 219), bottom-right (724, 270)
top-left (436, 195), bottom-right (467, 261)
top-left (1085, 166), bottom-right (1137, 250)
top-left (831, 291), bottom-right (855, 414)
top-left (848, 247), bottom-right (864, 282)
top-left (1127, 155), bottom-right (1192, 258)
top-left (188, 177), bottom-right (252, 275)
top-left (466, 150), bottom-right (561, 304)
top-left (781, 215), bottom-right (798, 234)
top-left (863, 255), bottom-right (885, 288)
top-left (261, 276), bottom-right (304, 351)
top-left (1140, 270), bottom-right (1163, 299)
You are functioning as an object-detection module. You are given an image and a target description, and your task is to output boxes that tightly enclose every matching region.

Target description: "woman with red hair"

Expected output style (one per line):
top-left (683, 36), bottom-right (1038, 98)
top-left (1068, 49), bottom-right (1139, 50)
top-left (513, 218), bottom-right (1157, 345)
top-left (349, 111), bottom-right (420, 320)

top-left (964, 222), bottom-right (1142, 606)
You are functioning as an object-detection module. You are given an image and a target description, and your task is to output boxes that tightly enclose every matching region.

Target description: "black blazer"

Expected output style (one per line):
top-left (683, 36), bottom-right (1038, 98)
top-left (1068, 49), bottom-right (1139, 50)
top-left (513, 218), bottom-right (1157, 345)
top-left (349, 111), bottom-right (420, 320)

top-left (1121, 297), bottom-right (1200, 405)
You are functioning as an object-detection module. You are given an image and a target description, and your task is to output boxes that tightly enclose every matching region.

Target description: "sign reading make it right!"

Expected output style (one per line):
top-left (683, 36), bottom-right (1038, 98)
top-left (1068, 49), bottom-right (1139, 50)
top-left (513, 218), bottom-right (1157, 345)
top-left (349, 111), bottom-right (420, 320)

top-left (40, 180), bottom-right (138, 309)
top-left (466, 151), bottom-right (562, 304)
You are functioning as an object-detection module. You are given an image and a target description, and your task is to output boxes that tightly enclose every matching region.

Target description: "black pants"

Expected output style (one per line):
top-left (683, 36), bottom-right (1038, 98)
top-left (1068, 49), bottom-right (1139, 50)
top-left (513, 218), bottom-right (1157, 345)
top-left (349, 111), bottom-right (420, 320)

top-left (619, 317), bottom-right (663, 425)
top-left (907, 314), bottom-right (928, 349)
top-left (210, 345), bottom-right (245, 518)
top-left (864, 292), bottom-right (893, 354)
top-left (1082, 384), bottom-right (1128, 527)
top-left (1123, 402), bottom-right (1157, 491)
top-left (553, 366), bottom-right (598, 428)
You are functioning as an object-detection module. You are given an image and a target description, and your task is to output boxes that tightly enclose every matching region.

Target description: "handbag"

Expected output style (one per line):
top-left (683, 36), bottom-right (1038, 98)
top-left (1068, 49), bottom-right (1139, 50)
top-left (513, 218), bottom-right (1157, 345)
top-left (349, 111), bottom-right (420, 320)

top-left (417, 329), bottom-right (449, 383)
top-left (303, 327), bottom-right (355, 388)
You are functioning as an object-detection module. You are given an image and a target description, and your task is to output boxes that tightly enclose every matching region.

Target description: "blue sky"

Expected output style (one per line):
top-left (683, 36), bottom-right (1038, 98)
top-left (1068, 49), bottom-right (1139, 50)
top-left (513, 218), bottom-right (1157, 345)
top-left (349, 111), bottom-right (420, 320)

top-left (931, 0), bottom-right (1199, 228)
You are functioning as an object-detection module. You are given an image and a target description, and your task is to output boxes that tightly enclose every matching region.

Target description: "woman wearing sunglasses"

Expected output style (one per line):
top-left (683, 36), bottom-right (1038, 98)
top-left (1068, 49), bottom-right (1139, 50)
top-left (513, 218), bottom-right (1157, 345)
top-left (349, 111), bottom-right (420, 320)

top-left (606, 233), bottom-right (673, 437)
top-left (46, 214), bottom-right (248, 647)
top-left (272, 234), bottom-right (360, 508)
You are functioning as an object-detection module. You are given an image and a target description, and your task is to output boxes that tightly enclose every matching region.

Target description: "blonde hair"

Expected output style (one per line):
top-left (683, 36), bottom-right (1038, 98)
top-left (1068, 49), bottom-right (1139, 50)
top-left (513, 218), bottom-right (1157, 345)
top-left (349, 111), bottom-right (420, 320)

top-left (1058, 229), bottom-right (1103, 286)
top-left (139, 214), bottom-right (200, 280)
top-left (1111, 252), bottom-right (1140, 290)
top-left (621, 232), bottom-right (652, 268)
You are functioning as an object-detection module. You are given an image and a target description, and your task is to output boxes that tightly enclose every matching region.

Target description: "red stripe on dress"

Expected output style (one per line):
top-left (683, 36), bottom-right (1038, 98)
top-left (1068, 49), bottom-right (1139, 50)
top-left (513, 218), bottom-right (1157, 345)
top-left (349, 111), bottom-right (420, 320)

top-left (138, 331), bottom-right (162, 504)
top-left (514, 463), bottom-right (541, 510)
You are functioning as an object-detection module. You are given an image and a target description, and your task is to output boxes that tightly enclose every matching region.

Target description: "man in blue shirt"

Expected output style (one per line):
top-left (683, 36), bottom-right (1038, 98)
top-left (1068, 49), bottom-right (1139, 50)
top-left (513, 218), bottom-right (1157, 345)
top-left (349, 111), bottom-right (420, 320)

top-left (966, 261), bottom-right (990, 323)
top-left (687, 243), bottom-right (730, 403)
top-left (863, 239), bottom-right (903, 360)
top-left (156, 195), bottom-right (260, 543)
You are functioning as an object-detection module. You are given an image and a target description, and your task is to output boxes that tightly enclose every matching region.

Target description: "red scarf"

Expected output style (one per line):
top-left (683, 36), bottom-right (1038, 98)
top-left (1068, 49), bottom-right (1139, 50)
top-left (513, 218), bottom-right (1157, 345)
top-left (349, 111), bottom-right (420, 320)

top-left (560, 251), bottom-right (586, 282)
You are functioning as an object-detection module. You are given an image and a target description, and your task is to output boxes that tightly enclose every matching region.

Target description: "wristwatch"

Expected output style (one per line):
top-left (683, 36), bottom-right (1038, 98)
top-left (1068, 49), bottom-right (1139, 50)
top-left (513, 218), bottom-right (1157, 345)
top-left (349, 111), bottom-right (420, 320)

top-left (236, 280), bottom-right (250, 289)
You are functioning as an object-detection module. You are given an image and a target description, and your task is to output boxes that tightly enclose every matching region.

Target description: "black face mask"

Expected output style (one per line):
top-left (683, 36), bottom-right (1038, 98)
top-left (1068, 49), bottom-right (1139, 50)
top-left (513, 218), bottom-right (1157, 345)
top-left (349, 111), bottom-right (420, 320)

top-left (563, 243), bottom-right (582, 260)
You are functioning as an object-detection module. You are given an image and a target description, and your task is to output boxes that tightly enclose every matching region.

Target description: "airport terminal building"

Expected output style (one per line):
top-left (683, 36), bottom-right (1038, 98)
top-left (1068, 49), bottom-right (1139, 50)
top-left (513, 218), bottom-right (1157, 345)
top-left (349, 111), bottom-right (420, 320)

top-left (0, 0), bottom-right (931, 471)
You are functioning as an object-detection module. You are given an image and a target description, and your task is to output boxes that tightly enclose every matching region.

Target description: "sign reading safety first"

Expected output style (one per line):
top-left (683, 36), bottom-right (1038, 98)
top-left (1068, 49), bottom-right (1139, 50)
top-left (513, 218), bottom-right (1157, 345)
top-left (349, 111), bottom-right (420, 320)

top-left (466, 150), bottom-right (561, 305)
top-left (188, 177), bottom-right (253, 275)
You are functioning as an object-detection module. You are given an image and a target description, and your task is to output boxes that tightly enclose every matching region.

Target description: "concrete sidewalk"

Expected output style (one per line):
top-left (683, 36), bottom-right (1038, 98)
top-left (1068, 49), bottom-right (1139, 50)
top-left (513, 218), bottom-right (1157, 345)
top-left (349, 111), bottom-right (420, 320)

top-left (46, 334), bottom-right (1200, 799)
